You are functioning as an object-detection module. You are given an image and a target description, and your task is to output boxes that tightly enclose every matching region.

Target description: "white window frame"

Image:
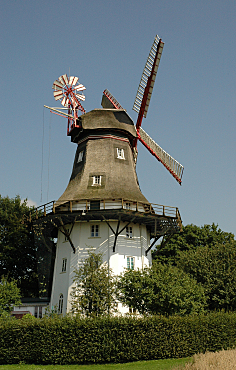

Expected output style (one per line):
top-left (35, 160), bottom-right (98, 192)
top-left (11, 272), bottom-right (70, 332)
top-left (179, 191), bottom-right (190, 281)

top-left (125, 202), bottom-right (131, 210)
top-left (91, 224), bottom-right (99, 237)
top-left (92, 175), bottom-right (101, 186)
top-left (126, 226), bottom-right (133, 239)
top-left (117, 148), bottom-right (125, 160)
top-left (77, 151), bottom-right (83, 163)
top-left (62, 258), bottom-right (67, 272)
top-left (127, 256), bottom-right (134, 270)
top-left (34, 306), bottom-right (42, 318)
top-left (58, 294), bottom-right (63, 314)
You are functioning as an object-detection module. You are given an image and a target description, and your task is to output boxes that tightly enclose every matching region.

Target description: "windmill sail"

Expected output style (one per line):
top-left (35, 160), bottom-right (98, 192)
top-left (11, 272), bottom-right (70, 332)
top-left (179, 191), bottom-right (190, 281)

top-left (133, 35), bottom-right (164, 122)
top-left (138, 127), bottom-right (184, 184)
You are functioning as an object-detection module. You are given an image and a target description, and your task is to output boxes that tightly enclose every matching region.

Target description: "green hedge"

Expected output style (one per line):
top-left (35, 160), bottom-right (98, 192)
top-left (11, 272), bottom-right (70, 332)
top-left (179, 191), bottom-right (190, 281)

top-left (0, 312), bottom-right (236, 364)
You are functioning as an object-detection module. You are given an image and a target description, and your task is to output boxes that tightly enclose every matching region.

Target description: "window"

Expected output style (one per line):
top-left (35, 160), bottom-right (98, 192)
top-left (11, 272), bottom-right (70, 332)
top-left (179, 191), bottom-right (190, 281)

top-left (127, 256), bottom-right (134, 270)
top-left (34, 306), bottom-right (42, 318)
top-left (117, 148), bottom-right (125, 159)
top-left (77, 151), bottom-right (83, 163)
top-left (58, 294), bottom-right (63, 314)
top-left (126, 226), bottom-right (133, 238)
top-left (90, 200), bottom-right (100, 210)
top-left (64, 228), bottom-right (69, 242)
top-left (91, 224), bottom-right (99, 237)
top-left (39, 306), bottom-right (42, 318)
top-left (125, 202), bottom-right (131, 210)
top-left (62, 258), bottom-right (67, 272)
top-left (92, 175), bottom-right (101, 186)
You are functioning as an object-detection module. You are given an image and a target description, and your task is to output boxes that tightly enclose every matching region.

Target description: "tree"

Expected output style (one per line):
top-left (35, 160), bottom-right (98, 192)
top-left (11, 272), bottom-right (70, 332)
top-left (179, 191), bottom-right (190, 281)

top-left (117, 261), bottom-right (206, 316)
top-left (152, 223), bottom-right (235, 265)
top-left (117, 268), bottom-right (153, 314)
top-left (70, 252), bottom-right (117, 316)
top-left (0, 276), bottom-right (21, 314)
top-left (177, 242), bottom-right (236, 311)
top-left (0, 195), bottom-right (38, 297)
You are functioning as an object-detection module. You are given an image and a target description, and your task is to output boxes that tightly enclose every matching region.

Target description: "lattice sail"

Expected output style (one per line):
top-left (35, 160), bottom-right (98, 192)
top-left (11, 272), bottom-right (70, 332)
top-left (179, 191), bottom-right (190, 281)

top-left (133, 35), bottom-right (164, 118)
top-left (139, 127), bottom-right (184, 184)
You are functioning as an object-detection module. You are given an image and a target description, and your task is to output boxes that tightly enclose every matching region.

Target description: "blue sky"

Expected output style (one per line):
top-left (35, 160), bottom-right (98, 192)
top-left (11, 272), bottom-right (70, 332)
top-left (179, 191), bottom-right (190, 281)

top-left (0, 0), bottom-right (235, 235)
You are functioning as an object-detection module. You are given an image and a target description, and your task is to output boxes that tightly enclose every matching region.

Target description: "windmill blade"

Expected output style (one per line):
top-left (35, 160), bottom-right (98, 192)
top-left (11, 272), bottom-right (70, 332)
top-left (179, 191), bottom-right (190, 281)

top-left (69, 76), bottom-right (79, 86)
top-left (138, 127), bottom-right (184, 184)
top-left (53, 90), bottom-right (63, 100)
top-left (133, 35), bottom-right (164, 126)
top-left (52, 80), bottom-right (63, 90)
top-left (61, 97), bottom-right (70, 107)
top-left (74, 83), bottom-right (86, 92)
top-left (76, 93), bottom-right (86, 101)
top-left (58, 74), bottom-right (68, 85)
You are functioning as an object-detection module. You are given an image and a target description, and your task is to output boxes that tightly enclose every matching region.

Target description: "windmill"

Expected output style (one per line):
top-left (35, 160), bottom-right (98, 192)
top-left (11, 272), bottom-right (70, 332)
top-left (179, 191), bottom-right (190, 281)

top-left (46, 35), bottom-right (183, 185)
top-left (35, 34), bottom-right (183, 315)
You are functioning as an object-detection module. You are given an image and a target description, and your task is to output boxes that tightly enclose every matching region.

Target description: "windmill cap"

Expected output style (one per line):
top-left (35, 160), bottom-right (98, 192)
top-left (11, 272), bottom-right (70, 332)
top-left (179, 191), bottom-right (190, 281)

top-left (80, 109), bottom-right (137, 138)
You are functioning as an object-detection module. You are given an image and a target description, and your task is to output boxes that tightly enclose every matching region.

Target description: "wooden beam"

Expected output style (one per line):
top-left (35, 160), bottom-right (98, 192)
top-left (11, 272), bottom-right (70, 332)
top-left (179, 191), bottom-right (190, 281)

top-left (102, 215), bottom-right (116, 234)
top-left (113, 218), bottom-right (121, 252)
top-left (58, 217), bottom-right (76, 254)
top-left (102, 216), bottom-right (136, 252)
top-left (145, 235), bottom-right (161, 256)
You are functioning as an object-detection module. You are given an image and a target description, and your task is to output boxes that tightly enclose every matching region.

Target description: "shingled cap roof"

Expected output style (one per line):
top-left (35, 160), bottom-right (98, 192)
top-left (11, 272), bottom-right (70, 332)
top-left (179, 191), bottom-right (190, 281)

top-left (69, 109), bottom-right (137, 143)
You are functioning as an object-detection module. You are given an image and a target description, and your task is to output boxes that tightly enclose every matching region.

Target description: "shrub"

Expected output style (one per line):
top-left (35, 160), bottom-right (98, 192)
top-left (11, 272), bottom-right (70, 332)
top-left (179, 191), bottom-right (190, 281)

top-left (0, 312), bottom-right (236, 364)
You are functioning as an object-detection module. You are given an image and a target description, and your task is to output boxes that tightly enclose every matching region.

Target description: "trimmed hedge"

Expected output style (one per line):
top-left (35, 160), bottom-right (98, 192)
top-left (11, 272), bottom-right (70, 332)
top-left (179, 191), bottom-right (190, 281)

top-left (0, 312), bottom-right (236, 364)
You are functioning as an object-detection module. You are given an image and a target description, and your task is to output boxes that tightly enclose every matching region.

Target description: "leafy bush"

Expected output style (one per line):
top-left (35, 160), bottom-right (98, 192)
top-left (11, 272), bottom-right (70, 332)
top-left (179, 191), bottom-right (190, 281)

top-left (117, 262), bottom-right (206, 316)
top-left (0, 195), bottom-right (38, 297)
top-left (70, 252), bottom-right (117, 316)
top-left (0, 312), bottom-right (236, 364)
top-left (0, 276), bottom-right (21, 315)
top-left (152, 224), bottom-right (235, 265)
top-left (177, 243), bottom-right (236, 311)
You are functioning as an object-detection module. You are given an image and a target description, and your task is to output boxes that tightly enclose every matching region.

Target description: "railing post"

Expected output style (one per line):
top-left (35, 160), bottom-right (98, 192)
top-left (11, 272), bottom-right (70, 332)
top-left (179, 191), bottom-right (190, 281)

top-left (70, 200), bottom-right (72, 213)
top-left (44, 205), bottom-right (46, 217)
top-left (53, 201), bottom-right (55, 214)
top-left (86, 200), bottom-right (88, 211)
top-left (36, 209), bottom-right (38, 220)
top-left (163, 206), bottom-right (165, 216)
top-left (136, 202), bottom-right (138, 211)
top-left (122, 198), bottom-right (124, 209)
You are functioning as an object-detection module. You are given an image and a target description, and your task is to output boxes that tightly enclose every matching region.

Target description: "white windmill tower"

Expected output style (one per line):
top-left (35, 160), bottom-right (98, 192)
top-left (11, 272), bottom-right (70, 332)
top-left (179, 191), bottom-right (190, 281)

top-left (35, 34), bottom-right (183, 315)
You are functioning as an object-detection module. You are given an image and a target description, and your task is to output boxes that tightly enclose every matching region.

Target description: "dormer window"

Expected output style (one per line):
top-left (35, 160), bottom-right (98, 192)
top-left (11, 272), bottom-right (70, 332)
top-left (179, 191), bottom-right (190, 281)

top-left (126, 202), bottom-right (131, 210)
top-left (92, 175), bottom-right (101, 186)
top-left (77, 151), bottom-right (83, 163)
top-left (117, 148), bottom-right (125, 160)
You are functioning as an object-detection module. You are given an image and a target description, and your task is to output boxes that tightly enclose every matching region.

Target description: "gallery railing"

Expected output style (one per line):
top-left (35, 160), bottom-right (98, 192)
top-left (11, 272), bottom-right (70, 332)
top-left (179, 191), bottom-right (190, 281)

top-left (28, 198), bottom-right (182, 226)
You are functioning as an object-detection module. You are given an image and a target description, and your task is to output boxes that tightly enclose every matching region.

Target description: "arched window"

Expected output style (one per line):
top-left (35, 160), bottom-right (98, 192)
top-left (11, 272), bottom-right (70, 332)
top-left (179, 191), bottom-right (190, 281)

top-left (58, 294), bottom-right (63, 314)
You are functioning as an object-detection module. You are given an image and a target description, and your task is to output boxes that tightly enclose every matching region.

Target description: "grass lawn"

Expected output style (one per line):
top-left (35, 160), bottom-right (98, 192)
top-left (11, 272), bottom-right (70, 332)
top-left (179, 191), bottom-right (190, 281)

top-left (0, 358), bottom-right (191, 370)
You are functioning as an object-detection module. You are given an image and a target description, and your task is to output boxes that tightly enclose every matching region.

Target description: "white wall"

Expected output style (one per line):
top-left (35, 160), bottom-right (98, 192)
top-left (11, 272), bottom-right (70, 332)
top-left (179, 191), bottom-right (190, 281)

top-left (13, 304), bottom-right (49, 317)
top-left (50, 220), bottom-right (151, 315)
